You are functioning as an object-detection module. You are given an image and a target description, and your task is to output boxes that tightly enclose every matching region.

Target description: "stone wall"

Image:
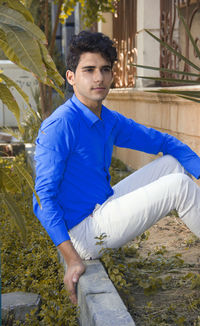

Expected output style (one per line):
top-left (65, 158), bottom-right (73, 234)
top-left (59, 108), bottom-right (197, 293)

top-left (103, 87), bottom-right (200, 186)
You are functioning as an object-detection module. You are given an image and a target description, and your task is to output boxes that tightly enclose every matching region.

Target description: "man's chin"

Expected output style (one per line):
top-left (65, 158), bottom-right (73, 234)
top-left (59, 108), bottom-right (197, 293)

top-left (93, 92), bottom-right (109, 102)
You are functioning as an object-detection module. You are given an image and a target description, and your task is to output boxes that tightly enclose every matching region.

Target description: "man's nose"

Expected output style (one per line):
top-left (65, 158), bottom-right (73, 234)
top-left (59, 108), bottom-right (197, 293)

top-left (94, 69), bottom-right (103, 82)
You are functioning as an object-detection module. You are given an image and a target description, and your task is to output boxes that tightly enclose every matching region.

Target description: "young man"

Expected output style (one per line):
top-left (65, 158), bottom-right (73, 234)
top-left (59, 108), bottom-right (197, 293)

top-left (33, 31), bottom-right (200, 305)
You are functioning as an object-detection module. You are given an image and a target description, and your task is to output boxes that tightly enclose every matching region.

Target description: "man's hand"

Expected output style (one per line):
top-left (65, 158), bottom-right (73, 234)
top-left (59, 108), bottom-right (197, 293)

top-left (58, 240), bottom-right (86, 305)
top-left (64, 260), bottom-right (86, 304)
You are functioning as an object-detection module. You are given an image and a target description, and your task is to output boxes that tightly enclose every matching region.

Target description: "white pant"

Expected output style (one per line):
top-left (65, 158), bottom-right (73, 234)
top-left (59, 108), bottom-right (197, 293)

top-left (69, 155), bottom-right (200, 260)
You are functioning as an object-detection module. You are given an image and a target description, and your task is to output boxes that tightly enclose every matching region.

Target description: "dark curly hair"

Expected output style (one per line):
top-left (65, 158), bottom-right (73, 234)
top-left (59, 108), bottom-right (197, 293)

top-left (66, 31), bottom-right (117, 72)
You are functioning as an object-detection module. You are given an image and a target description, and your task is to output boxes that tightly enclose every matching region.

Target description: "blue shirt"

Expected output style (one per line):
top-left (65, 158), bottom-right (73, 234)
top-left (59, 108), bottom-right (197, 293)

top-left (33, 94), bottom-right (200, 246)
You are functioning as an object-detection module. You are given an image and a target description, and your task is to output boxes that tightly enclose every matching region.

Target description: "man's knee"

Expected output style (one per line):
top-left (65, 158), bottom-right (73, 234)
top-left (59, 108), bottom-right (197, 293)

top-left (162, 154), bottom-right (179, 166)
top-left (170, 173), bottom-right (194, 202)
top-left (162, 155), bottom-right (184, 173)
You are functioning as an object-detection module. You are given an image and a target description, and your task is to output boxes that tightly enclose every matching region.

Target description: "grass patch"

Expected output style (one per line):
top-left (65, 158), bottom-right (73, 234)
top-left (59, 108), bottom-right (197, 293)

top-left (101, 239), bottom-right (200, 325)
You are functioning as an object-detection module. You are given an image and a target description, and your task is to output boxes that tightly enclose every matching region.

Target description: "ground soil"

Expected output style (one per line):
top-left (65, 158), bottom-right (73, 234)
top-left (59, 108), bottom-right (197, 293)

top-left (122, 215), bottom-right (200, 326)
top-left (137, 214), bottom-right (200, 266)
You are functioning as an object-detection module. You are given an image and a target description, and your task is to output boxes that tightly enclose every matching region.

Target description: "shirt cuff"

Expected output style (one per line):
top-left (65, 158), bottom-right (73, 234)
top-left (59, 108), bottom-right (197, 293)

top-left (184, 156), bottom-right (200, 180)
top-left (46, 222), bottom-right (71, 246)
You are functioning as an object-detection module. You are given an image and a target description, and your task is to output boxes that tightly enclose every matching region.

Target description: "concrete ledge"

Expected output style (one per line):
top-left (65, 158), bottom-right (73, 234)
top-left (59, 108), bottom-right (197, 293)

top-left (77, 260), bottom-right (136, 326)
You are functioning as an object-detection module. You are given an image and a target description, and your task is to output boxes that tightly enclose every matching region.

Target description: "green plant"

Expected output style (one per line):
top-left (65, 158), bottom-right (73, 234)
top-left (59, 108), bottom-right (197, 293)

top-left (134, 7), bottom-right (200, 103)
top-left (101, 239), bottom-right (200, 325)
top-left (59, 0), bottom-right (118, 27)
top-left (1, 153), bottom-right (78, 325)
top-left (3, 106), bottom-right (42, 144)
top-left (0, 0), bottom-right (65, 124)
top-left (0, 153), bottom-right (40, 238)
top-left (98, 244), bottom-right (129, 291)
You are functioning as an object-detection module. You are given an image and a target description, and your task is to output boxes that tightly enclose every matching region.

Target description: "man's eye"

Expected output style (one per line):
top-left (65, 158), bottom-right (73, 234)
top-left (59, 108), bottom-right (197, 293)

top-left (84, 68), bottom-right (93, 72)
top-left (102, 67), bottom-right (111, 72)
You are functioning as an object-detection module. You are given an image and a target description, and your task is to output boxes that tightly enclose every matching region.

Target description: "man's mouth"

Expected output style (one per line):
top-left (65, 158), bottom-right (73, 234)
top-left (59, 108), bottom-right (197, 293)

top-left (92, 87), bottom-right (106, 90)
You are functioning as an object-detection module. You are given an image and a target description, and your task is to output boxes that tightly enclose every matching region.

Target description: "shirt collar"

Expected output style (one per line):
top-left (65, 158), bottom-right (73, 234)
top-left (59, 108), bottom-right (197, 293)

top-left (70, 94), bottom-right (100, 128)
top-left (70, 94), bottom-right (117, 137)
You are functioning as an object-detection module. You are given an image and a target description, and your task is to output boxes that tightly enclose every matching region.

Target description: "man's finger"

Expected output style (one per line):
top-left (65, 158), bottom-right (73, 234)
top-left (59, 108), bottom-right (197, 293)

top-left (72, 271), bottom-right (80, 283)
top-left (69, 281), bottom-right (77, 304)
top-left (70, 292), bottom-right (77, 305)
top-left (64, 264), bottom-right (85, 304)
top-left (65, 277), bottom-right (78, 304)
top-left (66, 279), bottom-right (75, 294)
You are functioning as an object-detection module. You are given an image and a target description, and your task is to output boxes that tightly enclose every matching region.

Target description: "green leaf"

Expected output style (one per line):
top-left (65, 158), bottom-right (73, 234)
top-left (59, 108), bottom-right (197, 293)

top-left (13, 161), bottom-right (41, 208)
top-left (0, 24), bottom-right (47, 83)
top-left (136, 75), bottom-right (200, 85)
top-left (145, 29), bottom-right (200, 72)
top-left (5, 0), bottom-right (34, 23)
top-left (0, 72), bottom-right (37, 133)
top-left (24, 0), bottom-right (34, 9)
top-left (22, 103), bottom-right (39, 122)
top-left (132, 64), bottom-right (200, 78)
top-left (13, 161), bottom-right (34, 188)
top-left (177, 6), bottom-right (200, 60)
top-left (1, 127), bottom-right (21, 141)
top-left (0, 72), bottom-right (31, 107)
top-left (1, 192), bottom-right (26, 239)
top-left (38, 42), bottom-right (65, 87)
top-left (40, 76), bottom-right (64, 98)
top-left (178, 96), bottom-right (200, 103)
top-left (147, 89), bottom-right (200, 98)
top-left (0, 5), bottom-right (46, 43)
top-left (0, 28), bottom-right (33, 76)
top-left (0, 83), bottom-right (21, 128)
top-left (147, 89), bottom-right (200, 103)
top-left (0, 167), bottom-right (21, 193)
top-left (0, 28), bottom-right (26, 68)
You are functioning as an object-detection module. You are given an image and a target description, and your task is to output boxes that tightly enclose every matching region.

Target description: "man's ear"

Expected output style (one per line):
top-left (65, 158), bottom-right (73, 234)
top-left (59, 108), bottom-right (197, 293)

top-left (66, 70), bottom-right (75, 86)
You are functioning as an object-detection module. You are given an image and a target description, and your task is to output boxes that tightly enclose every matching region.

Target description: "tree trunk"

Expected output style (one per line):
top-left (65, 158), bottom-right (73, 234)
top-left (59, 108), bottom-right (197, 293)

top-left (49, 0), bottom-right (64, 56)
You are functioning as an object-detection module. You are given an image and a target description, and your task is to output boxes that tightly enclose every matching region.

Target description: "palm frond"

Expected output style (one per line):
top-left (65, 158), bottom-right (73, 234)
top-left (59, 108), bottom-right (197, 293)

top-left (13, 161), bottom-right (41, 208)
top-left (1, 192), bottom-right (26, 239)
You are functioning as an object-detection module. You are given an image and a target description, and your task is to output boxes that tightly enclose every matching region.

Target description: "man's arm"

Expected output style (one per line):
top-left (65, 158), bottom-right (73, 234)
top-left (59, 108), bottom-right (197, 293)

top-left (58, 241), bottom-right (86, 305)
top-left (33, 116), bottom-right (85, 304)
top-left (33, 117), bottom-right (78, 246)
top-left (113, 112), bottom-right (200, 179)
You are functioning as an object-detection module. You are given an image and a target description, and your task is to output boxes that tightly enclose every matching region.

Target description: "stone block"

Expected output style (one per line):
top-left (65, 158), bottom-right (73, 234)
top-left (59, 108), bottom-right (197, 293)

top-left (2, 292), bottom-right (41, 323)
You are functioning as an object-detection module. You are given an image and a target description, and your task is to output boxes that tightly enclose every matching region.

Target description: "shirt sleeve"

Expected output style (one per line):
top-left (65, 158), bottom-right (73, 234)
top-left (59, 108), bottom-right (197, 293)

top-left (113, 112), bottom-right (200, 179)
top-left (33, 117), bottom-right (76, 246)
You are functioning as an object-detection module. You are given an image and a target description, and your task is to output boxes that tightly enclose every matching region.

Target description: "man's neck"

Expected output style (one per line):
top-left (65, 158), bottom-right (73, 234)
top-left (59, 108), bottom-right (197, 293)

top-left (89, 105), bottom-right (102, 119)
top-left (75, 94), bottom-right (102, 119)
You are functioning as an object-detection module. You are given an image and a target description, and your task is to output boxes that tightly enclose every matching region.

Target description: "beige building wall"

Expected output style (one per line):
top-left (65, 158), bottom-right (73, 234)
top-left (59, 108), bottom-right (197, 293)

top-left (103, 88), bottom-right (200, 186)
top-left (97, 12), bottom-right (113, 39)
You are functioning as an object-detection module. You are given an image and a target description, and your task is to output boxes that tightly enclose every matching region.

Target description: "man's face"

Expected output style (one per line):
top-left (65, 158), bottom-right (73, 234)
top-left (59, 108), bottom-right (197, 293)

top-left (66, 52), bottom-right (113, 109)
